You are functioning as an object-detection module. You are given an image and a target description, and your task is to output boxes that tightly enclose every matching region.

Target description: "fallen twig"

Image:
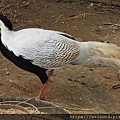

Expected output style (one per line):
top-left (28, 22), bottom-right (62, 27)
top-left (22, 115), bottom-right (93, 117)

top-left (112, 84), bottom-right (120, 89)
top-left (104, 28), bottom-right (110, 39)
top-left (55, 14), bottom-right (63, 23)
top-left (66, 12), bottom-right (107, 20)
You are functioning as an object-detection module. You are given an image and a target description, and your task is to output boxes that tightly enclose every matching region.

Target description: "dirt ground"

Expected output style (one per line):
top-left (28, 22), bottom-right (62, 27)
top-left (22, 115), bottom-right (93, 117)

top-left (0, 0), bottom-right (120, 114)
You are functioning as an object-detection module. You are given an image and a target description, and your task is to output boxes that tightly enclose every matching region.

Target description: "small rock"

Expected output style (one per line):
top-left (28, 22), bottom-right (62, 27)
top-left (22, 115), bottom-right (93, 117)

top-left (4, 68), bottom-right (7, 71)
top-left (79, 98), bottom-right (82, 101)
top-left (6, 72), bottom-right (10, 75)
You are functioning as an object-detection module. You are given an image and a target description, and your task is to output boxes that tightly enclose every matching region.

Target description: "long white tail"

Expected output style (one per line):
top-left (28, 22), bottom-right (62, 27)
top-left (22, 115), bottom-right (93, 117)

top-left (73, 41), bottom-right (120, 68)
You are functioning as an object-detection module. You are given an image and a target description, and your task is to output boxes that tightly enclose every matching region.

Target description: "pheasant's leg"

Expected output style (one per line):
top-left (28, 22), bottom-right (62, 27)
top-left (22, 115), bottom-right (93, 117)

top-left (37, 69), bottom-right (54, 100)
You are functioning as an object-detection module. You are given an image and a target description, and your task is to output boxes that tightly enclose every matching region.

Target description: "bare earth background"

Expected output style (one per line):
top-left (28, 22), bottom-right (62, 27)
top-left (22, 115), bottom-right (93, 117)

top-left (0, 0), bottom-right (120, 114)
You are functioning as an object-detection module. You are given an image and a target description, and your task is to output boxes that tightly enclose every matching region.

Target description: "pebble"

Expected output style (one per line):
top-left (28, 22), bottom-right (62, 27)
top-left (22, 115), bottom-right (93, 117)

top-left (6, 72), bottom-right (10, 75)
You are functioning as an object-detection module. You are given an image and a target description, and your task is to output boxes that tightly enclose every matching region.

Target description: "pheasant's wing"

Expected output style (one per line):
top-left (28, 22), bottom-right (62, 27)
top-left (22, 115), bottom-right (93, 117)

top-left (33, 33), bottom-right (80, 69)
top-left (21, 33), bottom-right (80, 69)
